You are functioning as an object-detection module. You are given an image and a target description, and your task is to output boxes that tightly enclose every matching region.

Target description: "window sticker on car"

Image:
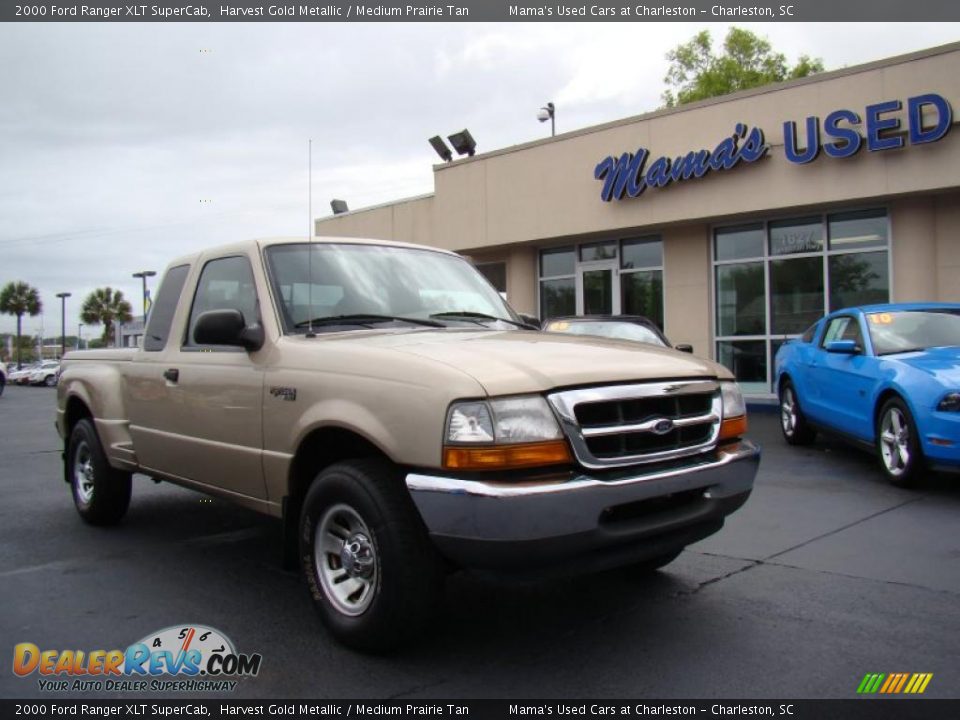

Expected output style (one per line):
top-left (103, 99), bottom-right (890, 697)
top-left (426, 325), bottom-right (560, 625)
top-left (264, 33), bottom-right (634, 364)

top-left (868, 313), bottom-right (894, 325)
top-left (548, 321), bottom-right (569, 331)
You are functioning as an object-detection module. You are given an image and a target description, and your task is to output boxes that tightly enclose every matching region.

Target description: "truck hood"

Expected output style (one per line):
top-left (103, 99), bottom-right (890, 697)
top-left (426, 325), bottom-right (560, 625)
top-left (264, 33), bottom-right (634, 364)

top-left (363, 329), bottom-right (729, 396)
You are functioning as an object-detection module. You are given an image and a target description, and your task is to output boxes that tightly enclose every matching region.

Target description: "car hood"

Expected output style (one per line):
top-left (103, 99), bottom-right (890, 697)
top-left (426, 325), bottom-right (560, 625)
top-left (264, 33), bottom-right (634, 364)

top-left (361, 329), bottom-right (730, 396)
top-left (892, 346), bottom-right (960, 386)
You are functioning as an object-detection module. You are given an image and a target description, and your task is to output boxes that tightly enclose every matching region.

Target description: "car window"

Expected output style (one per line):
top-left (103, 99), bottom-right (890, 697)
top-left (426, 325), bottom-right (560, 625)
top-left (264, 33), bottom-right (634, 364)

top-left (800, 322), bottom-right (818, 343)
top-left (185, 256), bottom-right (260, 347)
top-left (820, 316), bottom-right (862, 348)
top-left (144, 264), bottom-right (190, 352)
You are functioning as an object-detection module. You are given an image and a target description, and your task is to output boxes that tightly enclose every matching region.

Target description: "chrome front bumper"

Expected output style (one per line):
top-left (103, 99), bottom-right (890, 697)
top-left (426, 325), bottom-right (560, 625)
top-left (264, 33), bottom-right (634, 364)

top-left (406, 439), bottom-right (760, 574)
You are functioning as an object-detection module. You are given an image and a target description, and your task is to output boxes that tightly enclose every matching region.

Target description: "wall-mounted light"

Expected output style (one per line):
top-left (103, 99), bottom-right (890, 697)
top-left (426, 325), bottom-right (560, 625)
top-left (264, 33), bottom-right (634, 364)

top-left (428, 135), bottom-right (453, 162)
top-left (330, 199), bottom-right (349, 215)
top-left (447, 129), bottom-right (477, 157)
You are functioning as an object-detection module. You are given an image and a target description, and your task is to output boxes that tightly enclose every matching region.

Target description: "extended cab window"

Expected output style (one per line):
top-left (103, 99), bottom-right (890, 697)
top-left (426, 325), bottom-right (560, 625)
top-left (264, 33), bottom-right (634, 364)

top-left (185, 256), bottom-right (260, 347)
top-left (143, 265), bottom-right (189, 351)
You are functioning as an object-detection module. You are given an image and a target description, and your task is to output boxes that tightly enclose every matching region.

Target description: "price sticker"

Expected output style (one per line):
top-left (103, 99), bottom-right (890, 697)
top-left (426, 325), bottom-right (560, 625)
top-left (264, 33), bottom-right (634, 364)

top-left (868, 313), bottom-right (893, 325)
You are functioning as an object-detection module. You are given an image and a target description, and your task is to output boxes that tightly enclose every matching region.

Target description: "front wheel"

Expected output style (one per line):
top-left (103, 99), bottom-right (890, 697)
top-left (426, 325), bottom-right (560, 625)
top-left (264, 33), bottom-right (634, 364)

top-left (779, 380), bottom-right (816, 445)
top-left (67, 419), bottom-right (132, 525)
top-left (876, 398), bottom-right (923, 487)
top-left (300, 459), bottom-right (444, 652)
top-left (44, 374), bottom-right (57, 387)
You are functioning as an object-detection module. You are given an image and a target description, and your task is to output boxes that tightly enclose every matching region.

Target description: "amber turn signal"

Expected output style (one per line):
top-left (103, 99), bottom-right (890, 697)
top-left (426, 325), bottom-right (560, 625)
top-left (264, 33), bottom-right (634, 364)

top-left (443, 440), bottom-right (573, 471)
top-left (718, 414), bottom-right (747, 441)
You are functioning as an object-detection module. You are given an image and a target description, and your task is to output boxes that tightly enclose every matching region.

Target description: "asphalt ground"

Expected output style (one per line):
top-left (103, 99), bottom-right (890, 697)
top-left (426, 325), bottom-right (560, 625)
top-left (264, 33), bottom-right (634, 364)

top-left (0, 385), bottom-right (958, 700)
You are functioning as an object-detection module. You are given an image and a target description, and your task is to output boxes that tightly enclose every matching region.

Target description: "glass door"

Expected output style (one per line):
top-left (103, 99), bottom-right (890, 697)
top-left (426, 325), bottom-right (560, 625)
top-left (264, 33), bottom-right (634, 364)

top-left (577, 261), bottom-right (620, 315)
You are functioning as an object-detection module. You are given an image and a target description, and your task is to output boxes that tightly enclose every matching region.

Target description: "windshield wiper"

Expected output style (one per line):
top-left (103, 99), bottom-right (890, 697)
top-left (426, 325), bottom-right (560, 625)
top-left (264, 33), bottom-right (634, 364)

top-left (429, 311), bottom-right (537, 329)
top-left (295, 314), bottom-right (444, 329)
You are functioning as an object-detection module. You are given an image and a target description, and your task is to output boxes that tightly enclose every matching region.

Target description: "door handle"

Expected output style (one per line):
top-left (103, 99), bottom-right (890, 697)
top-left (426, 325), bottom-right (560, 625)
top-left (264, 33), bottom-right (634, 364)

top-left (163, 368), bottom-right (179, 383)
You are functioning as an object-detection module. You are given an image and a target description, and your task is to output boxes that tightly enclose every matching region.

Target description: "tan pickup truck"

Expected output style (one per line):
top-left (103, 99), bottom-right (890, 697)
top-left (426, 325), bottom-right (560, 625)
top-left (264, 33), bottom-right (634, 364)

top-left (56, 237), bottom-right (759, 651)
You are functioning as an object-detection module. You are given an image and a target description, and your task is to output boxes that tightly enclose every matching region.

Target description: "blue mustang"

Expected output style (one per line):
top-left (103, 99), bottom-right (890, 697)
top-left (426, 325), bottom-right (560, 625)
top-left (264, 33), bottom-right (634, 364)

top-left (774, 303), bottom-right (960, 486)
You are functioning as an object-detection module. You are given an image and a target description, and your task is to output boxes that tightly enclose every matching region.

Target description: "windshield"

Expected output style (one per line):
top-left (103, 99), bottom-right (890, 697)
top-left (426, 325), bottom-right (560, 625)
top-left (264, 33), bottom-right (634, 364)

top-left (866, 309), bottom-right (960, 355)
top-left (265, 243), bottom-right (518, 333)
top-left (544, 320), bottom-right (668, 347)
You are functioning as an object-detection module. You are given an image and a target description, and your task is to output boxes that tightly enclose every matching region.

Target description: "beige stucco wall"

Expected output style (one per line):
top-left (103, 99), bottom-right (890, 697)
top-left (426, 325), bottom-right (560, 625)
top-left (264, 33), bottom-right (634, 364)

top-left (934, 192), bottom-right (960, 302)
top-left (662, 224), bottom-right (711, 354)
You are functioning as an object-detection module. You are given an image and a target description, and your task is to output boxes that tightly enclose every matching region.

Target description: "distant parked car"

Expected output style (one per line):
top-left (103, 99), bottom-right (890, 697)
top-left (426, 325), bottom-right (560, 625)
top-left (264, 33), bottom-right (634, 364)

top-left (8, 364), bottom-right (37, 386)
top-left (775, 303), bottom-right (960, 486)
top-left (542, 315), bottom-right (694, 353)
top-left (29, 360), bottom-right (61, 387)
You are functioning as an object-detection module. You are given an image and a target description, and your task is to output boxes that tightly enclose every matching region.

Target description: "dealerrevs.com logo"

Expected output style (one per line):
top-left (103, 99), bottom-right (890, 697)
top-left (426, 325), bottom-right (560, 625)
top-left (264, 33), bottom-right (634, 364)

top-left (13, 624), bottom-right (262, 692)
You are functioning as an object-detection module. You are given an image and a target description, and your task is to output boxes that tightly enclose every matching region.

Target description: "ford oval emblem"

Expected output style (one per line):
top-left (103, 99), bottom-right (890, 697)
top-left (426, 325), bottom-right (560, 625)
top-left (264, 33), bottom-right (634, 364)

top-left (652, 418), bottom-right (674, 435)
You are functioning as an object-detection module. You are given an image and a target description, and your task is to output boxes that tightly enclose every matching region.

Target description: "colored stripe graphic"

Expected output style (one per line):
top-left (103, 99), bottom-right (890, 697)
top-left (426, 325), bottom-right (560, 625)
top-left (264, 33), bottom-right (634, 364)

top-left (857, 673), bottom-right (932, 694)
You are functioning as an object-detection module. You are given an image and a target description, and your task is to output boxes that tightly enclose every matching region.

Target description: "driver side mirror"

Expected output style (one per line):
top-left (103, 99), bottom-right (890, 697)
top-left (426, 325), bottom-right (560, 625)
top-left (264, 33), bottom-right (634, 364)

top-left (825, 339), bottom-right (860, 355)
top-left (193, 309), bottom-right (264, 351)
top-left (517, 312), bottom-right (540, 329)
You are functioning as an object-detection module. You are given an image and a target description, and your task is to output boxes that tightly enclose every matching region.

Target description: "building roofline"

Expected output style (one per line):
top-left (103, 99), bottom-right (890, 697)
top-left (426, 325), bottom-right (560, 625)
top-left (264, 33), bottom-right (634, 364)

top-left (315, 192), bottom-right (435, 222)
top-left (434, 40), bottom-right (960, 170)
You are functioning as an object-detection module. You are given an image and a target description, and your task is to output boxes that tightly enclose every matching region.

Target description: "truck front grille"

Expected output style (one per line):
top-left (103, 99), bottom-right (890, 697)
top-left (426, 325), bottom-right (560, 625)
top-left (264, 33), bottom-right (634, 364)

top-left (547, 380), bottom-right (721, 469)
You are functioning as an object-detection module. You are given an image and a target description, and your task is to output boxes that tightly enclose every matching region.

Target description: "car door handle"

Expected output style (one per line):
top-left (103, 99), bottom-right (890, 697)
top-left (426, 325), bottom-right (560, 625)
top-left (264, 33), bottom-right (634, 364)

top-left (163, 368), bottom-right (179, 383)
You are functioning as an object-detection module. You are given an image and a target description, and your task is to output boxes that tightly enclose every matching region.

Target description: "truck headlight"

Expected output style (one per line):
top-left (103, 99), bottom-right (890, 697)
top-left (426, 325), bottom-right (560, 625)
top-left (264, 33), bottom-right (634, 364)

top-left (719, 381), bottom-right (748, 441)
top-left (938, 392), bottom-right (960, 412)
top-left (444, 395), bottom-right (571, 470)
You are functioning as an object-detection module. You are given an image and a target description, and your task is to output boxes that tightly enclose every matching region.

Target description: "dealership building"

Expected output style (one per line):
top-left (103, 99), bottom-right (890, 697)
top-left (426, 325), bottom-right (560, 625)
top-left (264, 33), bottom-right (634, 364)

top-left (315, 42), bottom-right (960, 397)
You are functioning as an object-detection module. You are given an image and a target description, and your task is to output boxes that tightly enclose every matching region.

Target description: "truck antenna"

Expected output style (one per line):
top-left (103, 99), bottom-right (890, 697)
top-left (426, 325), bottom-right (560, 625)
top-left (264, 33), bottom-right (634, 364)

top-left (306, 138), bottom-right (315, 337)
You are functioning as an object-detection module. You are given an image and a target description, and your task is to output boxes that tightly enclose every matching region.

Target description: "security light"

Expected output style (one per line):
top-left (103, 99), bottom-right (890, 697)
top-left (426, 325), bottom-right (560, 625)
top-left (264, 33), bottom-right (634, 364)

top-left (330, 199), bottom-right (349, 215)
top-left (447, 129), bottom-right (477, 157)
top-left (428, 135), bottom-right (453, 162)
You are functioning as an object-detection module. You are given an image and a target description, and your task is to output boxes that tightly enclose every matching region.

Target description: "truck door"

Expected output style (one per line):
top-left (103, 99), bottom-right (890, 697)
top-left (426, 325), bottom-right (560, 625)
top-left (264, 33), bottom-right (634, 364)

top-left (128, 255), bottom-right (267, 499)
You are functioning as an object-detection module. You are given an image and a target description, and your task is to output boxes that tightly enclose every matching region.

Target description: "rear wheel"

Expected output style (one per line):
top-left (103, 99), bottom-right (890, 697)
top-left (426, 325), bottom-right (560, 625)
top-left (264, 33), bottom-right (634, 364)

top-left (44, 374), bottom-right (57, 387)
top-left (779, 380), bottom-right (816, 445)
top-left (876, 397), bottom-right (923, 487)
top-left (67, 419), bottom-right (132, 525)
top-left (300, 458), bottom-right (444, 652)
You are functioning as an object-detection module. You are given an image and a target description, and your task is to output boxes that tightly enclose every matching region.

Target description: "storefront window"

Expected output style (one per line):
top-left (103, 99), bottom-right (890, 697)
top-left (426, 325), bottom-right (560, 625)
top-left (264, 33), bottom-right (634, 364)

top-left (714, 208), bottom-right (889, 394)
top-left (770, 256), bottom-right (824, 334)
top-left (540, 278), bottom-right (575, 319)
top-left (621, 271), bottom-right (663, 328)
top-left (829, 251), bottom-right (889, 310)
top-left (715, 224), bottom-right (764, 261)
top-left (769, 217), bottom-right (823, 255)
top-left (621, 237), bottom-right (663, 269)
top-left (476, 262), bottom-right (506, 294)
top-left (716, 263), bottom-right (765, 336)
top-left (580, 242), bottom-right (616, 262)
top-left (539, 237), bottom-right (663, 324)
top-left (828, 209), bottom-right (887, 250)
top-left (717, 341), bottom-right (767, 395)
top-left (540, 247), bottom-right (575, 277)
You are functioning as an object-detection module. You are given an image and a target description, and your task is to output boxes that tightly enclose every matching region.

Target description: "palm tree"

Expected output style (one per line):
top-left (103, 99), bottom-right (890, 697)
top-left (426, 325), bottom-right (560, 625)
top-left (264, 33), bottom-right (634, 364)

top-left (0, 281), bottom-right (42, 369)
top-left (80, 287), bottom-right (133, 346)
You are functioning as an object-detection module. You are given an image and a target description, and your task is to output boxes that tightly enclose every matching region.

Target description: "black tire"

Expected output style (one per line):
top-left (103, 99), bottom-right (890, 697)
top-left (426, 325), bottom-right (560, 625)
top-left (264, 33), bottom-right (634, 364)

top-left (300, 458), bottom-right (444, 652)
top-left (0, 376), bottom-right (5, 397)
top-left (44, 374), bottom-right (57, 387)
top-left (779, 379), bottom-right (816, 446)
top-left (628, 548), bottom-right (683, 575)
top-left (66, 419), bottom-right (132, 525)
top-left (876, 397), bottom-right (923, 487)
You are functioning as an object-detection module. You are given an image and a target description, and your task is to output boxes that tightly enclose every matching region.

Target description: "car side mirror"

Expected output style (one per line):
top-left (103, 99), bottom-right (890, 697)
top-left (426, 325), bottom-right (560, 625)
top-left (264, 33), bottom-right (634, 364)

top-left (825, 339), bottom-right (860, 355)
top-left (674, 343), bottom-right (694, 354)
top-left (194, 309), bottom-right (264, 352)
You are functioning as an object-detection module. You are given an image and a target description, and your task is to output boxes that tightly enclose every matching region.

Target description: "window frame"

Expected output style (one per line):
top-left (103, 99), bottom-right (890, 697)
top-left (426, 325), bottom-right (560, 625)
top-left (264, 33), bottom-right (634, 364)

top-left (181, 254), bottom-right (261, 353)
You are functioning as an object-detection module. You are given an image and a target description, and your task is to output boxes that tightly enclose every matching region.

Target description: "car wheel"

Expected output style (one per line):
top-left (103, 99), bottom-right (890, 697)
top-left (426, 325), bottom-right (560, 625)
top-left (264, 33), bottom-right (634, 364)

top-left (876, 397), bottom-right (923, 487)
top-left (300, 458), bottom-right (444, 652)
top-left (67, 419), bottom-right (132, 525)
top-left (779, 380), bottom-right (816, 445)
top-left (0, 376), bottom-right (5, 396)
top-left (44, 374), bottom-right (57, 387)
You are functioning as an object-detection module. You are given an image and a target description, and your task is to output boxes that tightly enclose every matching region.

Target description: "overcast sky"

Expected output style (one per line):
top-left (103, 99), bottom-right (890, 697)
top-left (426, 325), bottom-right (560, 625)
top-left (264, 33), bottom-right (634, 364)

top-left (1, 21), bottom-right (958, 338)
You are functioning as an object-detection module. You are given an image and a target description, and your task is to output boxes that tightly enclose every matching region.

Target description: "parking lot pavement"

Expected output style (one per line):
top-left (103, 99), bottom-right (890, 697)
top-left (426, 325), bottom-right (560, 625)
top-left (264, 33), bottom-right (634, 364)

top-left (0, 386), bottom-right (958, 699)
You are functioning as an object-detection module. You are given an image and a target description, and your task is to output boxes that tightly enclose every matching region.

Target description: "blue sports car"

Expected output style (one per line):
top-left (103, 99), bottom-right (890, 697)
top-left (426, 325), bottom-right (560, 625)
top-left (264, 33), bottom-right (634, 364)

top-left (774, 303), bottom-right (960, 486)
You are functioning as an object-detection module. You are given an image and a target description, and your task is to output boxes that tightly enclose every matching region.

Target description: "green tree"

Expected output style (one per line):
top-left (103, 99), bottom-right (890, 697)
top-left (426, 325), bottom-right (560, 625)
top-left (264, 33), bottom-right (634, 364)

top-left (0, 281), bottom-right (43, 369)
top-left (662, 28), bottom-right (824, 107)
top-left (80, 287), bottom-right (133, 346)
